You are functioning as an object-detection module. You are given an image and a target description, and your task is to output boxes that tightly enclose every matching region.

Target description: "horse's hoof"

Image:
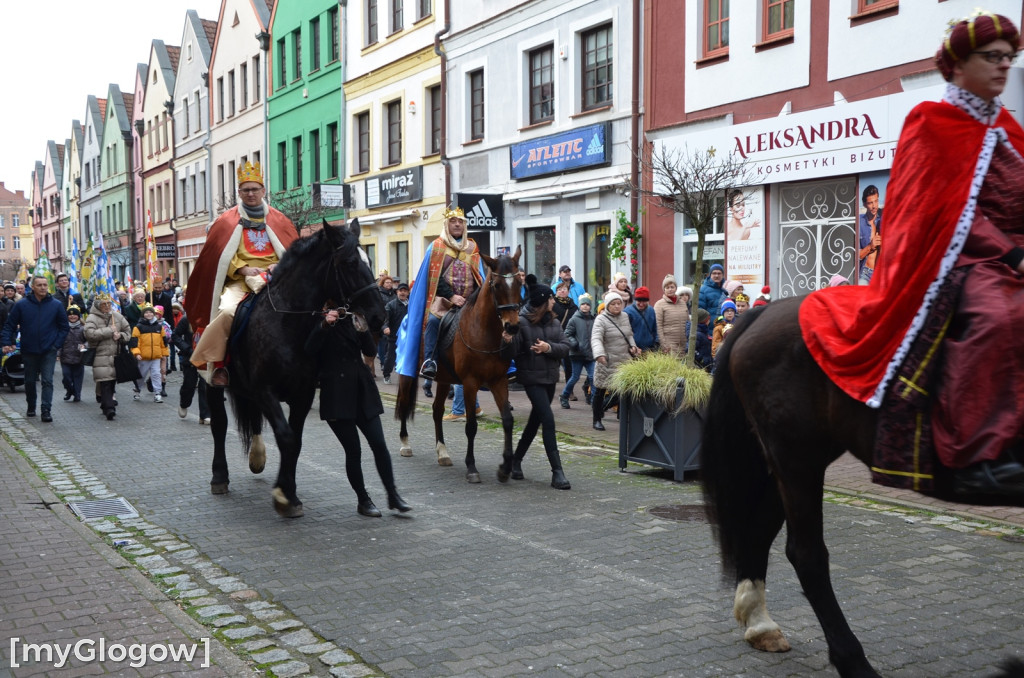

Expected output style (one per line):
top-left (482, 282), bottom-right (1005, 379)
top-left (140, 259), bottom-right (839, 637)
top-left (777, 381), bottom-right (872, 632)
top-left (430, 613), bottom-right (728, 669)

top-left (271, 488), bottom-right (304, 518)
top-left (437, 456), bottom-right (453, 467)
top-left (467, 472), bottom-right (481, 483)
top-left (210, 482), bottom-right (229, 495)
top-left (746, 629), bottom-right (791, 653)
top-left (497, 465), bottom-right (510, 483)
top-left (249, 436), bottom-right (266, 474)
top-left (400, 446), bottom-right (413, 457)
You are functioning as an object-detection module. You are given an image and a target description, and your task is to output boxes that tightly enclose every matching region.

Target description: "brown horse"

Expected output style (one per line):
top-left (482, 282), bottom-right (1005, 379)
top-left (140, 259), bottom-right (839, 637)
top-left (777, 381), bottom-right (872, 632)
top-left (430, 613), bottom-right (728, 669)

top-left (701, 296), bottom-right (1024, 678)
top-left (395, 247), bottom-right (522, 482)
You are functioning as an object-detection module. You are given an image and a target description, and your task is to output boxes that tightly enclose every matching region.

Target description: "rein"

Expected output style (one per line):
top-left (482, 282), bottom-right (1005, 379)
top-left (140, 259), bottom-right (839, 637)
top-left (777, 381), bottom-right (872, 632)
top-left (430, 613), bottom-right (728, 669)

top-left (265, 242), bottom-right (379, 317)
top-left (455, 275), bottom-right (520, 355)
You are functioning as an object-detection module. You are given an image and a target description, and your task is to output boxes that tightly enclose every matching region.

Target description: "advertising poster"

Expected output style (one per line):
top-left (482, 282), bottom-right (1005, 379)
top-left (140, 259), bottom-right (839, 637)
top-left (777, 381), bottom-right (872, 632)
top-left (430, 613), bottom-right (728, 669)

top-left (856, 172), bottom-right (889, 286)
top-left (725, 186), bottom-right (765, 287)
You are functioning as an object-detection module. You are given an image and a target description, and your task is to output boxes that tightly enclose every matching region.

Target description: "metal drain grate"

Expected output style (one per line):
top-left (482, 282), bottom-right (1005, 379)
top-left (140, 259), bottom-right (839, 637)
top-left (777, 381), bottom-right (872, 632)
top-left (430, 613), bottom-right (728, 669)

top-left (648, 504), bottom-right (707, 523)
top-left (68, 497), bottom-right (138, 520)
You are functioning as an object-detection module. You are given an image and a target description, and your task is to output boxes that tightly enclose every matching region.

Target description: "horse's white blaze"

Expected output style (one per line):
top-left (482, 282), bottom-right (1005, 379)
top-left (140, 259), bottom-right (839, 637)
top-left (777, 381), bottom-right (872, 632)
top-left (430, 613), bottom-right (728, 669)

top-left (734, 579), bottom-right (780, 637)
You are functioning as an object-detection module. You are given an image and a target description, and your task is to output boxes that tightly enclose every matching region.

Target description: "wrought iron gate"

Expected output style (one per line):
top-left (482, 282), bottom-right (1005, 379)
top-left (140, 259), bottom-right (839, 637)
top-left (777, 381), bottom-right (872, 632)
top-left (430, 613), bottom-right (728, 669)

top-left (778, 178), bottom-right (858, 297)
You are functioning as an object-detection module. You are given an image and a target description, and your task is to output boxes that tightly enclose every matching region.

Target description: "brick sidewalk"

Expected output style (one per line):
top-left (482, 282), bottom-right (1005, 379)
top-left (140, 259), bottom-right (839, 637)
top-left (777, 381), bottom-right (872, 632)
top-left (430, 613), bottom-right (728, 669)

top-left (375, 370), bottom-right (1024, 529)
top-left (0, 434), bottom-right (253, 677)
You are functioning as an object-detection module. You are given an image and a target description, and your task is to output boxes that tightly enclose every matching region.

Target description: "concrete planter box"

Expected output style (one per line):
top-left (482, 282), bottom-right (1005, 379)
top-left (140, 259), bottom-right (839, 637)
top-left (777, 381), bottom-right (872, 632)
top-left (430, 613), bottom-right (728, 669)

top-left (618, 385), bottom-right (703, 481)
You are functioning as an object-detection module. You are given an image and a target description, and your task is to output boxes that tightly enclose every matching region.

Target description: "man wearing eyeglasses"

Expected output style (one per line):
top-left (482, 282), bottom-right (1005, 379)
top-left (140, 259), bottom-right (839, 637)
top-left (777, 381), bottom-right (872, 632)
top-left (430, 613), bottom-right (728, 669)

top-left (801, 11), bottom-right (1024, 499)
top-left (185, 162), bottom-right (297, 387)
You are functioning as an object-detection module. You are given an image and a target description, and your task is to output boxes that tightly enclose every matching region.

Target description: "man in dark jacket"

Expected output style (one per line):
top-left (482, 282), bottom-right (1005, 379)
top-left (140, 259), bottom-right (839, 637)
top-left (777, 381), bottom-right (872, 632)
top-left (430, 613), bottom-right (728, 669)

top-left (1, 276), bottom-right (70, 421)
top-left (698, 264), bottom-right (728, 336)
top-left (381, 282), bottom-right (409, 384)
top-left (171, 308), bottom-right (209, 423)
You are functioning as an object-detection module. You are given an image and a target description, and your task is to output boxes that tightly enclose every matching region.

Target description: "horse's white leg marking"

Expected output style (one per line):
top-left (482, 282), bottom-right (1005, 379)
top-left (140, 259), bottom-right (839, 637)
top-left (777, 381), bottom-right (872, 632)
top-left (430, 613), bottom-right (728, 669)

top-left (399, 434), bottom-right (413, 457)
top-left (436, 441), bottom-right (453, 466)
top-left (734, 579), bottom-right (791, 652)
top-left (248, 434), bottom-right (266, 474)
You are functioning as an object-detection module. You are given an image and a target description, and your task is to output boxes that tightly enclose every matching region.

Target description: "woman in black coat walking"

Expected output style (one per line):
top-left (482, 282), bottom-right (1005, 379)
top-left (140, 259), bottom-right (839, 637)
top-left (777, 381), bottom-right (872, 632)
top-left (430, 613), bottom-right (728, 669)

top-left (306, 305), bottom-right (411, 517)
top-left (499, 284), bottom-right (572, 489)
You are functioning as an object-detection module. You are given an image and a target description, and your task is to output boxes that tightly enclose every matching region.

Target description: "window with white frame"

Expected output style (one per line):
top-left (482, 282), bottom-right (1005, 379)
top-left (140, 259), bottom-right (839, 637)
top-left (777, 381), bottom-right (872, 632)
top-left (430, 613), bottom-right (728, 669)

top-left (385, 100), bottom-right (402, 166)
top-left (581, 23), bottom-right (613, 111)
top-left (528, 45), bottom-right (554, 124)
top-left (366, 0), bottom-right (378, 45)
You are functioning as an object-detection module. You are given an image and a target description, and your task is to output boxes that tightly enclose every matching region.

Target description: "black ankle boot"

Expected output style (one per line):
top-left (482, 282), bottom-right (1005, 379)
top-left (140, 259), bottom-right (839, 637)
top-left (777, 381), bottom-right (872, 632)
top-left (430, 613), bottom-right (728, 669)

top-left (387, 490), bottom-right (412, 512)
top-left (510, 459), bottom-right (524, 480)
top-left (357, 497), bottom-right (382, 517)
top-left (551, 469), bottom-right (571, 490)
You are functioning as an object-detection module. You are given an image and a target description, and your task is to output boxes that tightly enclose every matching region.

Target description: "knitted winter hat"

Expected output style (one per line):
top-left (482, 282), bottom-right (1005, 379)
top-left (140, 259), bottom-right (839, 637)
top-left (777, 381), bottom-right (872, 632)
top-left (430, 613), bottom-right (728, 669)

top-left (603, 290), bottom-right (624, 307)
top-left (529, 284), bottom-right (553, 309)
top-left (662, 274), bottom-right (677, 289)
top-left (724, 280), bottom-right (743, 296)
top-left (720, 300), bottom-right (737, 315)
top-left (578, 293), bottom-right (593, 307)
top-left (678, 286), bottom-right (693, 298)
top-left (634, 286), bottom-right (650, 301)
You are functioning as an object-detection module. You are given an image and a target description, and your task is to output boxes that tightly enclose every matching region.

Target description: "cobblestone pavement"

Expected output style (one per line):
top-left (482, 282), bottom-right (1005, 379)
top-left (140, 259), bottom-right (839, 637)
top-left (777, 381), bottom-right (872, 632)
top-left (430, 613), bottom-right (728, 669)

top-left (1, 366), bottom-right (1023, 677)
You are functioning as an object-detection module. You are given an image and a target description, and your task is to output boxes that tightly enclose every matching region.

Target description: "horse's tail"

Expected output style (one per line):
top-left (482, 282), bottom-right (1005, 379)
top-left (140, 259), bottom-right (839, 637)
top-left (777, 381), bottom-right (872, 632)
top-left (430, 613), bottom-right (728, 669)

top-left (228, 384), bottom-right (263, 456)
top-left (395, 374), bottom-right (418, 423)
top-left (701, 306), bottom-right (772, 581)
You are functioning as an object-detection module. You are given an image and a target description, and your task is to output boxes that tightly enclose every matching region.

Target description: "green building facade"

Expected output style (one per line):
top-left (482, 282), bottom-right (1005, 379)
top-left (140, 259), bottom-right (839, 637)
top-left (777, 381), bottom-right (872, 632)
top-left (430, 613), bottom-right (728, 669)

top-left (267, 0), bottom-right (344, 230)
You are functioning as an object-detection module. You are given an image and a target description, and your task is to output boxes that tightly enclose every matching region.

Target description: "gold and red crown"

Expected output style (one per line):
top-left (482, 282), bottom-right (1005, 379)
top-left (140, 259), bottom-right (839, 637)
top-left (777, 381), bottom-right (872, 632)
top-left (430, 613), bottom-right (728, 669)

top-left (443, 206), bottom-right (465, 220)
top-left (237, 161), bottom-right (264, 186)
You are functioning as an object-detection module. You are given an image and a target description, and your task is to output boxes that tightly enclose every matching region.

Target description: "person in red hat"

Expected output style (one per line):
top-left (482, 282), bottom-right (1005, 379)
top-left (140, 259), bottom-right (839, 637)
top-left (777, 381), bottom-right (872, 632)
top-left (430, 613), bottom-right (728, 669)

top-left (751, 285), bottom-right (771, 308)
top-left (800, 10), bottom-right (1024, 498)
top-left (624, 285), bottom-right (659, 351)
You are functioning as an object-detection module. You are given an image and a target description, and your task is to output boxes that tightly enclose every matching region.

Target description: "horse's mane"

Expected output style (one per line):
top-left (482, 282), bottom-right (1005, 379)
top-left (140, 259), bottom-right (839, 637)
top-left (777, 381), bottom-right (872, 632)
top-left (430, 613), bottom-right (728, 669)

top-left (272, 228), bottom-right (330, 281)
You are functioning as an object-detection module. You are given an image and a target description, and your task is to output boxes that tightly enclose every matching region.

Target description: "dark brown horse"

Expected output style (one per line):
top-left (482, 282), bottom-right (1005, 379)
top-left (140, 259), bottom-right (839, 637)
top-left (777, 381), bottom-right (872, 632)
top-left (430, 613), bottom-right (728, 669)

top-left (702, 295), bottom-right (1024, 678)
top-left (395, 248), bottom-right (522, 482)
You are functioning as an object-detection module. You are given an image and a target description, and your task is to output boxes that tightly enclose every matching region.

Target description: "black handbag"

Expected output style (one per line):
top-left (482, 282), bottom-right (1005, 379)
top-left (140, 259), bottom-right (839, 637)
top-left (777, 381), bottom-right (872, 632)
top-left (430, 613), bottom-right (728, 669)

top-left (82, 347), bottom-right (97, 367)
top-left (113, 342), bottom-right (141, 383)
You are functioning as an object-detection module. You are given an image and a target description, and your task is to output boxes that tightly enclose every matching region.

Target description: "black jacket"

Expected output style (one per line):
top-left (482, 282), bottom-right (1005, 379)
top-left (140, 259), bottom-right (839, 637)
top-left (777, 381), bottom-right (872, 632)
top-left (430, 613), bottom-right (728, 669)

top-left (171, 314), bottom-right (195, 359)
top-left (384, 297), bottom-right (408, 337)
top-left (505, 306), bottom-right (570, 387)
top-left (305, 318), bottom-right (382, 422)
top-left (53, 288), bottom-right (86, 312)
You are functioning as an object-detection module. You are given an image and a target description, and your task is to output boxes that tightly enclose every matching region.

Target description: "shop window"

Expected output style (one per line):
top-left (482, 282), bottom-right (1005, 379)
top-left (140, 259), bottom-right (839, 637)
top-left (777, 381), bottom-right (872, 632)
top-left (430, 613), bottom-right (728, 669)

top-left (777, 178), bottom-right (858, 296)
top-left (583, 221), bottom-right (611, 301)
top-left (523, 226), bottom-right (556, 286)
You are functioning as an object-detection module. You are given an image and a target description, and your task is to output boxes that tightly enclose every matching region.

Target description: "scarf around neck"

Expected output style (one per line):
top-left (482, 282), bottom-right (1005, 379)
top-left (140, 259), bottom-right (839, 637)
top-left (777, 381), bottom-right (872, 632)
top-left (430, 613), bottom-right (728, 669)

top-left (240, 200), bottom-right (267, 230)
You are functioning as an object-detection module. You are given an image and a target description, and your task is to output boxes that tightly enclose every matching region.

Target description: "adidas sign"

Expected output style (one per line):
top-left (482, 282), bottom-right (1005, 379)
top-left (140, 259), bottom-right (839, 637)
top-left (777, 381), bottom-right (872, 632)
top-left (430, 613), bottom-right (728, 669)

top-left (466, 199), bottom-right (499, 229)
top-left (585, 133), bottom-right (605, 157)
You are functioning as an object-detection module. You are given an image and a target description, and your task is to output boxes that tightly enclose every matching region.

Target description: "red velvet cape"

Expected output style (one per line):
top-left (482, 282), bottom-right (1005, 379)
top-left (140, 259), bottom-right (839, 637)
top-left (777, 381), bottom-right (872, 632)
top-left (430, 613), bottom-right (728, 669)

top-left (800, 101), bottom-right (1024, 406)
top-left (183, 206), bottom-right (298, 331)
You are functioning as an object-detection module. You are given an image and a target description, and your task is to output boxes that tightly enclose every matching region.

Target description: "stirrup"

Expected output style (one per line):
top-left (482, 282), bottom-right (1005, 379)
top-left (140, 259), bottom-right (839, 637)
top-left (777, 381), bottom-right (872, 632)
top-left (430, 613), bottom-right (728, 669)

top-left (420, 359), bottom-right (437, 380)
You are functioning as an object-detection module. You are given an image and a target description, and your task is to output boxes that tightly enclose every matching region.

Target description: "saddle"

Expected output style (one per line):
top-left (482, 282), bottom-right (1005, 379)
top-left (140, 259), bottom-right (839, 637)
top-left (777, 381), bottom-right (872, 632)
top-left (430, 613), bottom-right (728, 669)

top-left (872, 267), bottom-right (967, 492)
top-left (434, 306), bottom-right (462, 385)
top-left (228, 289), bottom-right (262, 354)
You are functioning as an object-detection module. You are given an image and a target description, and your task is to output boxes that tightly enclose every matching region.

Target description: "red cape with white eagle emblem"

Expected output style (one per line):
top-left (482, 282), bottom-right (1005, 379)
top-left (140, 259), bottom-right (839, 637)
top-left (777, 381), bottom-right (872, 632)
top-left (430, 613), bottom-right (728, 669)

top-left (183, 205), bottom-right (298, 331)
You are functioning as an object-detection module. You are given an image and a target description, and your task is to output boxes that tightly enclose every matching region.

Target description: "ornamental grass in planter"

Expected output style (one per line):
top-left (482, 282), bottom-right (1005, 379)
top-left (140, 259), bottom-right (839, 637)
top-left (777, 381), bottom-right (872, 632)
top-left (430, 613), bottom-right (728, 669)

top-left (607, 352), bottom-right (712, 416)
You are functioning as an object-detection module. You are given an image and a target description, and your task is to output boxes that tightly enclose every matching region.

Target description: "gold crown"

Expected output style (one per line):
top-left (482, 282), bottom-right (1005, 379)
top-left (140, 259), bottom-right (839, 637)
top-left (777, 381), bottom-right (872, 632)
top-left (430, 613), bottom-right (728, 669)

top-left (443, 206), bottom-right (465, 220)
top-left (734, 292), bottom-right (750, 303)
top-left (237, 161), bottom-right (264, 186)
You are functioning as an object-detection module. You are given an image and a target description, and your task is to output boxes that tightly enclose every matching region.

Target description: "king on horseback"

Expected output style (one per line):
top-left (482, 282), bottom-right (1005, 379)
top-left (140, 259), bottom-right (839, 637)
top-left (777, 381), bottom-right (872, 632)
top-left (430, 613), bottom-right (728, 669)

top-left (186, 162), bottom-right (298, 386)
top-left (395, 206), bottom-right (484, 381)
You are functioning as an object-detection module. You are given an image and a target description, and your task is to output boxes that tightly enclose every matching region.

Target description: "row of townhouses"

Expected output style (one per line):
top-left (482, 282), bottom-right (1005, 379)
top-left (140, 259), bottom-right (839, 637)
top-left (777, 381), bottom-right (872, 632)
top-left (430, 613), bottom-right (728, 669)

top-left (22, 0), bottom-right (1024, 300)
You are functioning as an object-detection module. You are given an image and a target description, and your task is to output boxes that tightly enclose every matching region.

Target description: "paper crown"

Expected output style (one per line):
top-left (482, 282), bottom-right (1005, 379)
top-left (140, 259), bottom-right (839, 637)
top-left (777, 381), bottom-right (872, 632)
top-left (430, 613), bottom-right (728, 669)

top-left (237, 161), bottom-right (264, 186)
top-left (443, 206), bottom-right (466, 220)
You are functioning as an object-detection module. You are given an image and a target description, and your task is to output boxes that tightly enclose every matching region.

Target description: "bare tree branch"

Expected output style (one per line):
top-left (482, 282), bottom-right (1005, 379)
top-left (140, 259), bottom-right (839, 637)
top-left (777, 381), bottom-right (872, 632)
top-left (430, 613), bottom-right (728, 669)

top-left (626, 141), bottom-right (755, 366)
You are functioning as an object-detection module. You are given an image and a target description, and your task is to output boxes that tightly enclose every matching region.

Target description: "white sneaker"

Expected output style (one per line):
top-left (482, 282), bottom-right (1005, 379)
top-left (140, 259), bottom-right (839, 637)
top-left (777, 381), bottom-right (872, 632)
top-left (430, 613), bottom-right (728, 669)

top-left (178, 406), bottom-right (187, 418)
top-left (154, 395), bottom-right (163, 403)
top-left (133, 391), bottom-right (141, 401)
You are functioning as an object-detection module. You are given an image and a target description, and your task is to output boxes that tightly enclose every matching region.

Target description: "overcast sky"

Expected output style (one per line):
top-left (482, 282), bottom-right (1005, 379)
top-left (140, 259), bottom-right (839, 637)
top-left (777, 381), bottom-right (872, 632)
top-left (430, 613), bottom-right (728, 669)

top-left (0, 0), bottom-right (224, 194)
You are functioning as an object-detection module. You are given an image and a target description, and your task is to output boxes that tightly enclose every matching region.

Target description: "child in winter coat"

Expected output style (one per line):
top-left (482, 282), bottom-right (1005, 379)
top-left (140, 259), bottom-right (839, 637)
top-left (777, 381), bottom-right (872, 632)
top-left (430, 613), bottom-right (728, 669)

top-left (130, 306), bottom-right (169, 403)
top-left (711, 300), bottom-right (737, 360)
top-left (560, 293), bottom-right (596, 408)
top-left (59, 305), bottom-right (87, 402)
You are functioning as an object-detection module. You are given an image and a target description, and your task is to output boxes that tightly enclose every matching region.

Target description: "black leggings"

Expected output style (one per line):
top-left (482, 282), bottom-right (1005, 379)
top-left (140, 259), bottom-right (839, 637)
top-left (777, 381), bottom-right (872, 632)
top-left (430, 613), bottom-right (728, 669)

top-left (514, 383), bottom-right (563, 471)
top-left (327, 416), bottom-right (396, 501)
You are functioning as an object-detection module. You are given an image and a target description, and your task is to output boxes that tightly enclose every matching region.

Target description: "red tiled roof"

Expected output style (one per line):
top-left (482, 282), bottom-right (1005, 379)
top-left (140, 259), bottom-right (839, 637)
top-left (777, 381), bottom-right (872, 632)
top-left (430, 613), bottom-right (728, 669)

top-left (201, 19), bottom-right (218, 50)
top-left (166, 45), bottom-right (181, 72)
top-left (97, 98), bottom-right (108, 122)
top-left (122, 92), bottom-right (134, 116)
